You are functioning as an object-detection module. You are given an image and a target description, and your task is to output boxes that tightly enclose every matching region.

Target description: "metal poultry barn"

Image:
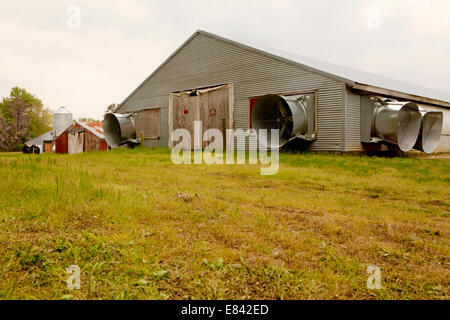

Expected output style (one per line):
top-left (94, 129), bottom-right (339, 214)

top-left (106, 30), bottom-right (450, 153)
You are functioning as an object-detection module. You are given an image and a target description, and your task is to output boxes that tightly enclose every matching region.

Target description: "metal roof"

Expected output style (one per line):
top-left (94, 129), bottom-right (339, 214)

top-left (118, 30), bottom-right (450, 110)
top-left (77, 122), bottom-right (105, 139)
top-left (25, 124), bottom-right (72, 146)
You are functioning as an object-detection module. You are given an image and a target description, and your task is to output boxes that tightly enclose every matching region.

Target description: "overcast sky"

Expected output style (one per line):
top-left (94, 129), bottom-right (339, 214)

top-left (1, 0), bottom-right (449, 119)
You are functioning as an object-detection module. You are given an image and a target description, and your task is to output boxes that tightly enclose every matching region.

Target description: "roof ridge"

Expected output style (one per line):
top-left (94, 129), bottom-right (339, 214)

top-left (116, 30), bottom-right (450, 110)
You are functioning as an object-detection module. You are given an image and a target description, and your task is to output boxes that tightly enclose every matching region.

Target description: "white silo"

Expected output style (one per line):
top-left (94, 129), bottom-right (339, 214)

top-left (53, 106), bottom-right (73, 133)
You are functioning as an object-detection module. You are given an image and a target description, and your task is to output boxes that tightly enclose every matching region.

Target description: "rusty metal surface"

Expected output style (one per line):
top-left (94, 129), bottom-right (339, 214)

top-left (55, 123), bottom-right (107, 153)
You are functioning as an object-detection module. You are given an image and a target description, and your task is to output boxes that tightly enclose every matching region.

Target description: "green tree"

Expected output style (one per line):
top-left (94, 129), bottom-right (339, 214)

top-left (0, 87), bottom-right (52, 151)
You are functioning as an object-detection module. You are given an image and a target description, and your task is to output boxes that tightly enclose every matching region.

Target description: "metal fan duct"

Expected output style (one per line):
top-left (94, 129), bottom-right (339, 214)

top-left (373, 101), bottom-right (422, 152)
top-left (251, 94), bottom-right (310, 148)
top-left (414, 111), bottom-right (443, 154)
top-left (103, 113), bottom-right (137, 148)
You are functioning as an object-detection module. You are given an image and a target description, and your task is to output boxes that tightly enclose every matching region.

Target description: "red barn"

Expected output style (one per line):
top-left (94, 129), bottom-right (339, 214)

top-left (55, 122), bottom-right (108, 154)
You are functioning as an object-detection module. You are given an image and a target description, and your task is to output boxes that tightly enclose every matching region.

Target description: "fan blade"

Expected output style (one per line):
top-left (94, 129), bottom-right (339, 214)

top-left (278, 100), bottom-right (288, 118)
top-left (280, 122), bottom-right (287, 137)
top-left (279, 119), bottom-right (293, 138)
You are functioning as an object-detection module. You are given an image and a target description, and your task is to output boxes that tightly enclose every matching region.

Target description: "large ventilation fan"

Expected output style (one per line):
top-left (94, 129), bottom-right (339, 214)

top-left (251, 94), bottom-right (312, 148)
top-left (103, 113), bottom-right (137, 148)
top-left (372, 100), bottom-right (422, 152)
top-left (362, 96), bottom-right (443, 153)
top-left (414, 111), bottom-right (443, 154)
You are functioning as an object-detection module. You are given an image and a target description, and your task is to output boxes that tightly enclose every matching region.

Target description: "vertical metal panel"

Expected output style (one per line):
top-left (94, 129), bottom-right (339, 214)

top-left (55, 131), bottom-right (68, 154)
top-left (117, 33), bottom-right (345, 151)
top-left (360, 95), bottom-right (374, 144)
top-left (68, 131), bottom-right (84, 154)
top-left (84, 130), bottom-right (104, 151)
top-left (135, 108), bottom-right (161, 139)
top-left (345, 90), bottom-right (363, 151)
top-left (100, 140), bottom-right (108, 151)
top-left (433, 136), bottom-right (450, 152)
top-left (43, 141), bottom-right (54, 153)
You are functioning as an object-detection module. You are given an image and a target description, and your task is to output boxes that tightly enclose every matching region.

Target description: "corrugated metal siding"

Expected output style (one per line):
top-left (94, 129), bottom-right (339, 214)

top-left (84, 129), bottom-right (104, 151)
top-left (117, 33), bottom-right (345, 151)
top-left (360, 95), bottom-right (374, 144)
top-left (345, 90), bottom-right (363, 151)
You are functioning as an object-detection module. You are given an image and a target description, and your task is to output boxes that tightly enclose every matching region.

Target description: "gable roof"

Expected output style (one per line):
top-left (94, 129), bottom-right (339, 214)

top-left (117, 30), bottom-right (450, 110)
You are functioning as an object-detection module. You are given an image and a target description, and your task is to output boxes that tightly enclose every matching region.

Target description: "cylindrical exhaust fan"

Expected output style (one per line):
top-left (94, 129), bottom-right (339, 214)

top-left (103, 113), bottom-right (137, 148)
top-left (414, 111), bottom-right (443, 154)
top-left (251, 94), bottom-right (310, 148)
top-left (373, 100), bottom-right (422, 152)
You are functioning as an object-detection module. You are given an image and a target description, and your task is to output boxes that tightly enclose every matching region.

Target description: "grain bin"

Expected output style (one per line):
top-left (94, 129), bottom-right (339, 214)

top-left (53, 106), bottom-right (73, 132)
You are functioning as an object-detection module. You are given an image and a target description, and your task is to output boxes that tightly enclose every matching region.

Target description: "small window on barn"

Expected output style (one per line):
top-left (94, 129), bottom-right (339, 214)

top-left (134, 108), bottom-right (161, 140)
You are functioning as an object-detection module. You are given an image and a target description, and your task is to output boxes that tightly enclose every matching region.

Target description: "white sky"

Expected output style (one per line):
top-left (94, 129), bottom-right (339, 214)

top-left (0, 0), bottom-right (449, 119)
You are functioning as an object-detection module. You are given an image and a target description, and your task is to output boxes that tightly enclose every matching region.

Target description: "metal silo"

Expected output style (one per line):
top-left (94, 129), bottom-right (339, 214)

top-left (53, 106), bottom-right (73, 132)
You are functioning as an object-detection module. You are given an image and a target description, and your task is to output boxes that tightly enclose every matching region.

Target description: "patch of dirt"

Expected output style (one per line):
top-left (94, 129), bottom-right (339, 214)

top-left (415, 153), bottom-right (450, 159)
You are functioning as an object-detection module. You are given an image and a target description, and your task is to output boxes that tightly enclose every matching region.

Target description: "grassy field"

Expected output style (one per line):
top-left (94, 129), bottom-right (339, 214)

top-left (0, 148), bottom-right (449, 300)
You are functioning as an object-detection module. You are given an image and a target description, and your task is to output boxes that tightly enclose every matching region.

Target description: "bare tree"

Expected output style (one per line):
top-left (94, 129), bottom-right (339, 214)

top-left (0, 117), bottom-right (15, 150)
top-left (105, 103), bottom-right (117, 114)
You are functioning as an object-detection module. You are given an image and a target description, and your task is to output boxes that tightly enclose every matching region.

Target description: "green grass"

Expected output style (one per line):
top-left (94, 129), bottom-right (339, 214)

top-left (0, 148), bottom-right (448, 300)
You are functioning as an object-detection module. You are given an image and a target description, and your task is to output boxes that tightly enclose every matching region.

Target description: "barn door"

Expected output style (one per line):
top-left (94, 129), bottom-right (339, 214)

top-left (169, 91), bottom-right (200, 149)
top-left (134, 108), bottom-right (161, 142)
top-left (43, 141), bottom-right (54, 153)
top-left (199, 85), bottom-right (232, 149)
top-left (169, 83), bottom-right (234, 149)
top-left (68, 131), bottom-right (84, 154)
